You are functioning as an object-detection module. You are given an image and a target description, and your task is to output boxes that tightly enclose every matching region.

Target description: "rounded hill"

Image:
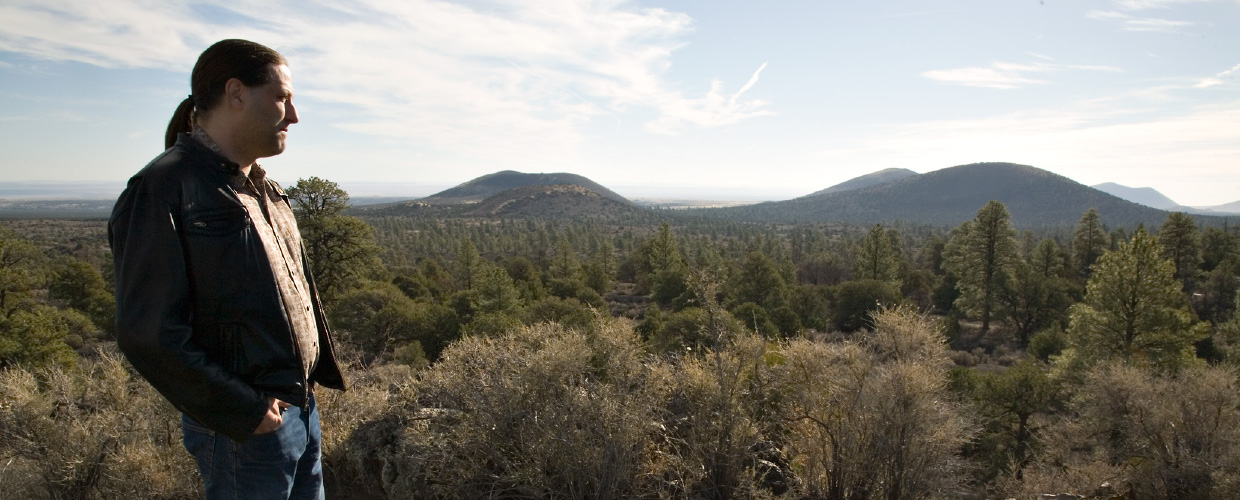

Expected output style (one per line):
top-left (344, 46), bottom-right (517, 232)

top-left (421, 170), bottom-right (631, 205)
top-left (713, 162), bottom-right (1183, 228)
top-left (461, 184), bottom-right (652, 221)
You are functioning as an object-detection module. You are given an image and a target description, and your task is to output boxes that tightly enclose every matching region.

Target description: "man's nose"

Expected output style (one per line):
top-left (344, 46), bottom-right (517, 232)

top-left (286, 101), bottom-right (299, 124)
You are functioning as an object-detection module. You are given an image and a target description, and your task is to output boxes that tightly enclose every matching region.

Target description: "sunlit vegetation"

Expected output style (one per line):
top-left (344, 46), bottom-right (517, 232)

top-left (3, 178), bottom-right (1240, 499)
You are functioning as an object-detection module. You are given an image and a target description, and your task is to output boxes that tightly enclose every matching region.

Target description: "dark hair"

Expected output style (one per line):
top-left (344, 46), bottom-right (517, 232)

top-left (165, 39), bottom-right (287, 149)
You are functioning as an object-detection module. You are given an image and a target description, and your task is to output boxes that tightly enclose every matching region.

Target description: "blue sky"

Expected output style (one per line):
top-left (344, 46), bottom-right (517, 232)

top-left (0, 0), bottom-right (1237, 205)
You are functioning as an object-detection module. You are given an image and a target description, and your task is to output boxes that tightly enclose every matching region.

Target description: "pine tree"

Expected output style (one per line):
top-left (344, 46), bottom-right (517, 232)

top-left (1030, 238), bottom-right (1064, 279)
top-left (945, 200), bottom-right (1019, 333)
top-left (733, 251), bottom-right (788, 311)
top-left (970, 359), bottom-right (1062, 480)
top-left (998, 260), bottom-right (1052, 344)
top-left (1072, 208), bottom-right (1108, 279)
top-left (455, 239), bottom-right (481, 291)
top-left (285, 176), bottom-right (349, 219)
top-left (548, 236), bottom-right (583, 281)
top-left (48, 259), bottom-right (115, 336)
top-left (1200, 226), bottom-right (1240, 271)
top-left (645, 223), bottom-right (688, 306)
top-left (0, 226), bottom-right (46, 316)
top-left (1157, 212), bottom-right (1202, 292)
top-left (1068, 229), bottom-right (1208, 371)
top-left (288, 177), bottom-right (382, 303)
top-left (853, 224), bottom-right (899, 283)
top-left (0, 305), bottom-right (79, 369)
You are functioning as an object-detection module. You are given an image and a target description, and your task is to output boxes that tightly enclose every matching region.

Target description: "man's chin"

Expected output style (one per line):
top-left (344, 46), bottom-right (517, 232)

top-left (261, 141), bottom-right (287, 158)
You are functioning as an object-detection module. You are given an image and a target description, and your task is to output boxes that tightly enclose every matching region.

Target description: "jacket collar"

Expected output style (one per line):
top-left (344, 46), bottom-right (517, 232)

top-left (174, 132), bottom-right (242, 177)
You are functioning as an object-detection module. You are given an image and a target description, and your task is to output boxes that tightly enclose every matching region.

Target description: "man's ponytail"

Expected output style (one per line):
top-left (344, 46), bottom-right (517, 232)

top-left (164, 96), bottom-right (195, 149)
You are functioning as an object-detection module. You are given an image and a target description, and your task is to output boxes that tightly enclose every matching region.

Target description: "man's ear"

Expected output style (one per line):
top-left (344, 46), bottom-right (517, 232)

top-left (224, 78), bottom-right (246, 110)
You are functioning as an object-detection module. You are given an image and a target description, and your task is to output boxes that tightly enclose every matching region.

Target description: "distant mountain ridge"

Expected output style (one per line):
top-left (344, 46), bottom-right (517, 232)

top-left (1091, 182), bottom-right (1179, 210)
top-left (461, 184), bottom-right (648, 220)
top-left (708, 162), bottom-right (1214, 228)
top-left (1091, 182), bottom-right (1240, 215)
top-left (354, 182), bottom-right (658, 221)
top-left (421, 170), bottom-right (631, 205)
top-left (802, 168), bottom-right (919, 197)
top-left (1206, 200), bottom-right (1240, 213)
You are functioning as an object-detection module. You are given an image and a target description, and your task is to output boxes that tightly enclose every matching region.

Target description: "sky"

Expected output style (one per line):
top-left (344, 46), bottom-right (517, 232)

top-left (0, 0), bottom-right (1237, 205)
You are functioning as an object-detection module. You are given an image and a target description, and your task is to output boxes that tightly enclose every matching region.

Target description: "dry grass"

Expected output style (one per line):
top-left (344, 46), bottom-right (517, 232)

top-left (0, 347), bottom-right (197, 500)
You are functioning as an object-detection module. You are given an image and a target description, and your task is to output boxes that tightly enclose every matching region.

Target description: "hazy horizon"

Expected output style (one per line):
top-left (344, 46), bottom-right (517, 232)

top-left (0, 178), bottom-right (804, 203)
top-left (3, 165), bottom-right (1238, 209)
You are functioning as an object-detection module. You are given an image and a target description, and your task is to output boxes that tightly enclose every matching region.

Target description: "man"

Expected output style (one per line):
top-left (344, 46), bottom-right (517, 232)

top-left (110, 39), bottom-right (345, 500)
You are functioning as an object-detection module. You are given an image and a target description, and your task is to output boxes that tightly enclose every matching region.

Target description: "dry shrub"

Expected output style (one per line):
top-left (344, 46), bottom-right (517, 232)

top-left (0, 348), bottom-right (197, 499)
top-left (1006, 363), bottom-right (1240, 500)
top-left (664, 332), bottom-right (786, 499)
top-left (333, 304), bottom-right (971, 499)
top-left (776, 307), bottom-right (970, 500)
top-left (317, 362), bottom-right (414, 499)
top-left (358, 316), bottom-right (675, 500)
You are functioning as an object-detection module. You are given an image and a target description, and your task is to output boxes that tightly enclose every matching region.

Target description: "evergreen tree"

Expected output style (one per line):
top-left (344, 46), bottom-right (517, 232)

top-left (288, 177), bottom-right (383, 303)
top-left (460, 262), bottom-right (525, 337)
top-left (1030, 238), bottom-right (1064, 279)
top-left (548, 236), bottom-right (583, 281)
top-left (919, 234), bottom-right (947, 275)
top-left (1068, 229), bottom-right (1209, 371)
top-left (1196, 264), bottom-right (1238, 325)
top-left (48, 259), bottom-right (115, 336)
top-left (1157, 212), bottom-right (1202, 292)
top-left (503, 256), bottom-right (546, 301)
top-left (732, 251), bottom-right (789, 311)
top-left (0, 305), bottom-right (79, 368)
top-left (853, 224), bottom-right (900, 283)
top-left (1072, 208), bottom-right (1108, 279)
top-left (945, 201), bottom-right (1019, 333)
top-left (0, 227), bottom-right (46, 316)
top-left (455, 238), bottom-right (482, 291)
top-left (645, 223), bottom-right (688, 307)
top-left (583, 241), bottom-right (615, 295)
top-left (998, 261), bottom-right (1043, 343)
top-left (831, 279), bottom-right (903, 332)
top-left (285, 176), bottom-right (349, 219)
top-left (331, 280), bottom-right (422, 365)
top-left (471, 262), bottom-right (524, 318)
top-left (1200, 226), bottom-right (1240, 272)
top-left (969, 359), bottom-right (1062, 480)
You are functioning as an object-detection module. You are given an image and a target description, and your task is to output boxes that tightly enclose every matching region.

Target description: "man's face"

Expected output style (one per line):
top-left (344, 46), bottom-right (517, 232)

top-left (240, 64), bottom-right (298, 159)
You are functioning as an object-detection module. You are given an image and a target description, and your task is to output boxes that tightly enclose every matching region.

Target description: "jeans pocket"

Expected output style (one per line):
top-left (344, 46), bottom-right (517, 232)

top-left (241, 417), bottom-right (302, 466)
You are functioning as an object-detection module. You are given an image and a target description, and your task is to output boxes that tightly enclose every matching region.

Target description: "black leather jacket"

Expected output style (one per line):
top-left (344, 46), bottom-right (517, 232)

top-left (109, 134), bottom-right (345, 441)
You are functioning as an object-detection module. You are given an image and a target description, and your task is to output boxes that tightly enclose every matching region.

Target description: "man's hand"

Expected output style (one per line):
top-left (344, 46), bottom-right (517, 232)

top-left (254, 396), bottom-right (293, 435)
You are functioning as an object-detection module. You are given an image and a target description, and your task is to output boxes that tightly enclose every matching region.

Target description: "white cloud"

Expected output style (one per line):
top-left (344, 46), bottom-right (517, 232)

top-left (923, 65), bottom-right (1047, 90)
top-left (0, 0), bottom-right (771, 160)
top-left (922, 61), bottom-right (1120, 90)
top-left (1123, 17), bottom-right (1194, 31)
top-left (1197, 62), bottom-right (1240, 87)
top-left (1086, 10), bottom-right (1130, 20)
top-left (1113, 0), bottom-right (1214, 10)
top-left (730, 62), bottom-right (767, 107)
top-left (1086, 9), bottom-right (1194, 32)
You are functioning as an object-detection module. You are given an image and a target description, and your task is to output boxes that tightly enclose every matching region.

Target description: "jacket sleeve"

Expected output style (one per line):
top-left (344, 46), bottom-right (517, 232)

top-left (110, 185), bottom-right (268, 442)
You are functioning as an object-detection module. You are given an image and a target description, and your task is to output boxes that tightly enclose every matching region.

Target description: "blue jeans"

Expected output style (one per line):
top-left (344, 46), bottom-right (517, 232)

top-left (182, 394), bottom-right (324, 500)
